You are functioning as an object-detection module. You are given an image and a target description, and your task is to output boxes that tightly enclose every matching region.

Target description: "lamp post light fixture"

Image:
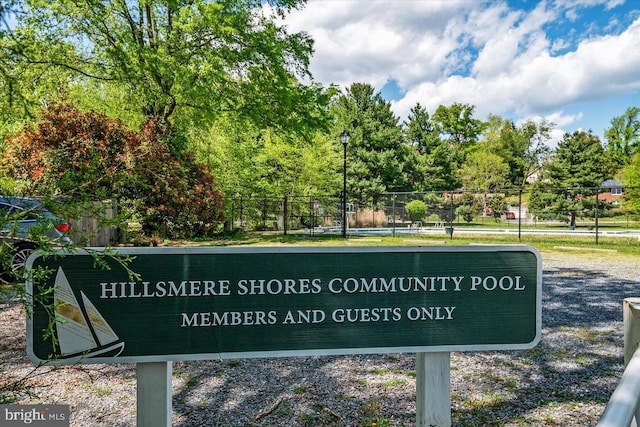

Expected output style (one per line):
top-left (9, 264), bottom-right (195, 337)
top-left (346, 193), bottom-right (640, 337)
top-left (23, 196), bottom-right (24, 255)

top-left (340, 130), bottom-right (350, 238)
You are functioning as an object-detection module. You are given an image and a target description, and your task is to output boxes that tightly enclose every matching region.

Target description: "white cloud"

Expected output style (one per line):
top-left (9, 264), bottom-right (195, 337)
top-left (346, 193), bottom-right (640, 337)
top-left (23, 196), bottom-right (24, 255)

top-left (542, 111), bottom-right (583, 128)
top-left (550, 37), bottom-right (571, 52)
top-left (553, 0), bottom-right (625, 12)
top-left (281, 0), bottom-right (640, 135)
top-left (563, 6), bottom-right (580, 22)
top-left (413, 13), bottom-right (640, 119)
top-left (547, 129), bottom-right (567, 149)
top-left (283, 0), bottom-right (475, 89)
top-left (516, 111), bottom-right (584, 148)
top-left (513, 15), bottom-right (640, 113)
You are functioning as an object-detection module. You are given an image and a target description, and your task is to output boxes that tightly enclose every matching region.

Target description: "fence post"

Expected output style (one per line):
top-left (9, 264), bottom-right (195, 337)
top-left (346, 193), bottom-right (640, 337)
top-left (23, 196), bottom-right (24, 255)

top-left (230, 198), bottom-right (235, 232)
top-left (595, 189), bottom-right (600, 245)
top-left (283, 194), bottom-right (288, 236)
top-left (392, 194), bottom-right (396, 237)
top-left (518, 188), bottom-right (522, 242)
top-left (449, 191), bottom-right (454, 240)
top-left (240, 196), bottom-right (246, 231)
top-left (309, 196), bottom-right (314, 235)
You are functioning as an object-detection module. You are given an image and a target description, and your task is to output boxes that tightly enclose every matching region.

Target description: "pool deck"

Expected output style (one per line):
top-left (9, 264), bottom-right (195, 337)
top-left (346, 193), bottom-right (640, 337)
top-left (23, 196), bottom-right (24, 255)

top-left (307, 226), bottom-right (640, 238)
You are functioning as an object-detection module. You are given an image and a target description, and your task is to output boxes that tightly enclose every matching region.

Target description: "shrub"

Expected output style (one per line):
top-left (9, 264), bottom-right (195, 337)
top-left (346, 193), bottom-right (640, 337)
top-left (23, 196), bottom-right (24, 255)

top-left (405, 200), bottom-right (427, 222)
top-left (2, 103), bottom-right (224, 238)
top-left (353, 209), bottom-right (387, 228)
top-left (456, 205), bottom-right (474, 223)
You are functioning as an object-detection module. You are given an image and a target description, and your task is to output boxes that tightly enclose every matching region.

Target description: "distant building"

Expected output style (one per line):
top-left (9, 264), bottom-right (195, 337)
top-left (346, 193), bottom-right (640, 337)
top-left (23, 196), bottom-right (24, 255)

top-left (600, 179), bottom-right (624, 205)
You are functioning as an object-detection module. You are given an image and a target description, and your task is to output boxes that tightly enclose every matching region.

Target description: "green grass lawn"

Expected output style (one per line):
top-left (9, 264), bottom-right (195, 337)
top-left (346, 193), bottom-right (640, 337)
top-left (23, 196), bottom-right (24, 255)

top-left (199, 229), bottom-right (640, 257)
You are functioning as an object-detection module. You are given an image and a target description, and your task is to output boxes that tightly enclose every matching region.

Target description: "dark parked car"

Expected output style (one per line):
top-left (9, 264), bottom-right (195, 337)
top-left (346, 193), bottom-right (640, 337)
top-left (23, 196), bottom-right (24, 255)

top-left (0, 196), bottom-right (72, 282)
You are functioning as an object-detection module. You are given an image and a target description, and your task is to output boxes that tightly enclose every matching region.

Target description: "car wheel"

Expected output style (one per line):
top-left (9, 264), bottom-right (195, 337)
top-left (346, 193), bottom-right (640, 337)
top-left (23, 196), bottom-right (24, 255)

top-left (11, 243), bottom-right (37, 273)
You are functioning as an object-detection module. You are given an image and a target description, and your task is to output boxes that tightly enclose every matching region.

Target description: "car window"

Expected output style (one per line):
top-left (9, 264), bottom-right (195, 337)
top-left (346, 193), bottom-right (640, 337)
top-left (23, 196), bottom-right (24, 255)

top-left (17, 207), bottom-right (42, 220)
top-left (0, 203), bottom-right (15, 221)
top-left (0, 202), bottom-right (45, 225)
top-left (1, 203), bottom-right (13, 233)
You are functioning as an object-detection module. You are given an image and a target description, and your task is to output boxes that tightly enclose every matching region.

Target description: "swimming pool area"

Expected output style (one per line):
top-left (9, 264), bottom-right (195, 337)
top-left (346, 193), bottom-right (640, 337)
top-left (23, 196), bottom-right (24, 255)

top-left (309, 226), bottom-right (640, 238)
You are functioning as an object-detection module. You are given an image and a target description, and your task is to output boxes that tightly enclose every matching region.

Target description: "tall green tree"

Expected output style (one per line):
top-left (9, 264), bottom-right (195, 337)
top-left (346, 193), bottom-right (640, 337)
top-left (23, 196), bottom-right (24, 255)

top-left (458, 149), bottom-right (509, 191)
top-left (605, 106), bottom-right (640, 169)
top-left (432, 102), bottom-right (485, 171)
top-left (432, 103), bottom-right (485, 188)
top-left (482, 115), bottom-right (552, 187)
top-left (621, 154), bottom-right (640, 214)
top-left (1, 2), bottom-right (79, 144)
top-left (334, 83), bottom-right (423, 203)
top-left (433, 103), bottom-right (484, 148)
top-left (403, 103), bottom-right (456, 190)
top-left (458, 147), bottom-right (509, 217)
top-left (511, 119), bottom-right (553, 187)
top-left (531, 130), bottom-right (609, 227)
top-left (404, 103), bottom-right (440, 155)
top-left (1, 0), bottom-right (326, 142)
top-left (202, 122), bottom-right (339, 198)
top-left (546, 131), bottom-right (608, 188)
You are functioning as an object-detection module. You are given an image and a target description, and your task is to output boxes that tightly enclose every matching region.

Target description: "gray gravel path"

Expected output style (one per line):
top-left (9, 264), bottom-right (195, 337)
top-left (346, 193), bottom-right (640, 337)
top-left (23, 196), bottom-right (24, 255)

top-left (1, 250), bottom-right (638, 426)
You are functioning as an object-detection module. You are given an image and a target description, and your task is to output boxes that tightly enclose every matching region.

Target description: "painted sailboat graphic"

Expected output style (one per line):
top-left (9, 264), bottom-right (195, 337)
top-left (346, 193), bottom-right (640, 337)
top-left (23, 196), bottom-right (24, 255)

top-left (54, 267), bottom-right (125, 359)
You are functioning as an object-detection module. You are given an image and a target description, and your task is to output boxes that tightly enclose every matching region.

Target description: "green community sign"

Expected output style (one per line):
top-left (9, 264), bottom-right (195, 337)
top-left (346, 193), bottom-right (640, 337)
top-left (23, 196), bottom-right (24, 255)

top-left (27, 246), bottom-right (541, 365)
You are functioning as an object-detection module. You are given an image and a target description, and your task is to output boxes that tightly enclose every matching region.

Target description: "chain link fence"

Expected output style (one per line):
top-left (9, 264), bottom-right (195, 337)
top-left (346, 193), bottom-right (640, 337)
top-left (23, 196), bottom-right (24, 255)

top-left (229, 186), bottom-right (640, 241)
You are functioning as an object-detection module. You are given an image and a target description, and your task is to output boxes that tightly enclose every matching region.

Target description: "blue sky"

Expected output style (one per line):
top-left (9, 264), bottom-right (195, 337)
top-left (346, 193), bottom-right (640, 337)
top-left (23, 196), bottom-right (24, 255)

top-left (281, 0), bottom-right (640, 147)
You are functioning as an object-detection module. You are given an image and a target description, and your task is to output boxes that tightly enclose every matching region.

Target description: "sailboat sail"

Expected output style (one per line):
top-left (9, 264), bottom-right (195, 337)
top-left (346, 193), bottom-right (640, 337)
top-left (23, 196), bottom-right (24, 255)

top-left (53, 267), bottom-right (124, 359)
top-left (54, 268), bottom-right (97, 354)
top-left (81, 291), bottom-right (120, 346)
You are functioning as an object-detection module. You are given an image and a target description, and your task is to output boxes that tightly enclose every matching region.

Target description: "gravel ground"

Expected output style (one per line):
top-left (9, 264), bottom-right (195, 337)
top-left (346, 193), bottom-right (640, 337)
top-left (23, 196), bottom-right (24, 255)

top-left (1, 249), bottom-right (638, 426)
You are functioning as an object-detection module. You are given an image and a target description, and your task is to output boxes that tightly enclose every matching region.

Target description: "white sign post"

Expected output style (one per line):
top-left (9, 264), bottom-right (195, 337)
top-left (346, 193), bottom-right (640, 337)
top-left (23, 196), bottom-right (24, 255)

top-left (137, 362), bottom-right (172, 427)
top-left (416, 352), bottom-right (451, 426)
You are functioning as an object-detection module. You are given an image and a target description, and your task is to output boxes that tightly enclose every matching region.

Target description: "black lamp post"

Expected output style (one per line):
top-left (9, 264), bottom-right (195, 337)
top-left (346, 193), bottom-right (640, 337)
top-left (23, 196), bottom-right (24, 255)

top-left (340, 130), bottom-right (350, 238)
